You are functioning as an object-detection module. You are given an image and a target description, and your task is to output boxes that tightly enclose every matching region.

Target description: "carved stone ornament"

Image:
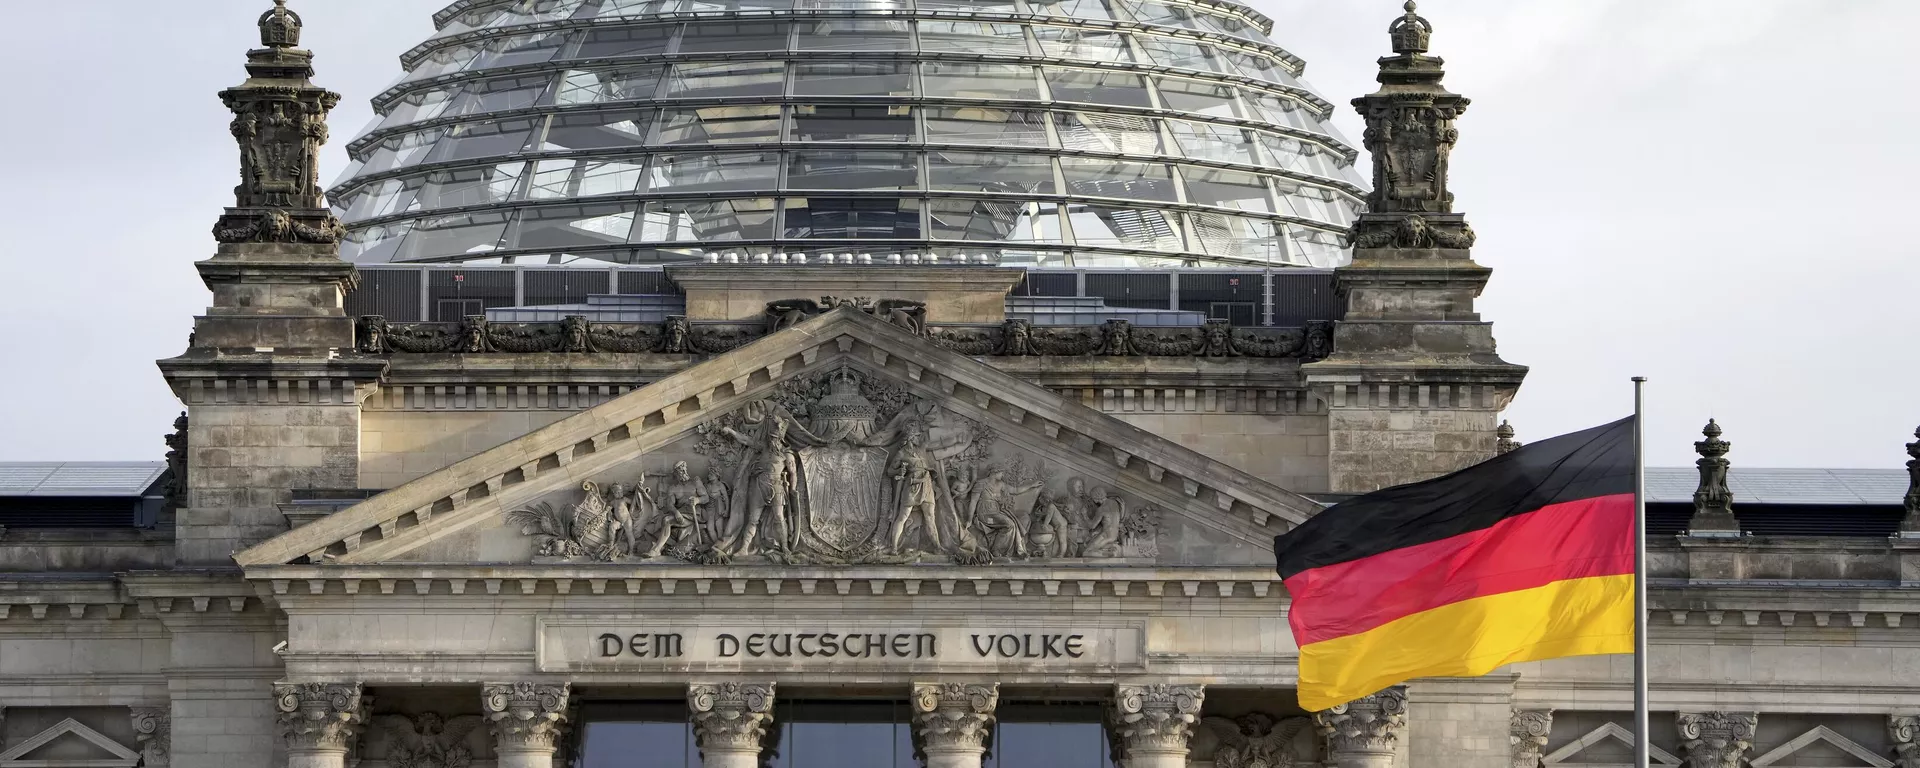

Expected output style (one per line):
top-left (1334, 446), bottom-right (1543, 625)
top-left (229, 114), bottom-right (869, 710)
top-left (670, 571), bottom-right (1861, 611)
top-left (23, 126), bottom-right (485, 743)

top-left (1201, 713), bottom-right (1315, 768)
top-left (274, 682), bottom-right (365, 753)
top-left (506, 364), bottom-right (1160, 566)
top-left (481, 682), bottom-right (569, 753)
top-left (1510, 709), bottom-right (1553, 768)
top-left (1496, 420), bottom-right (1522, 456)
top-left (1110, 684), bottom-right (1206, 758)
top-left (1677, 712), bottom-right (1755, 768)
top-left (688, 683), bottom-right (775, 755)
top-left (1689, 420), bottom-right (1739, 533)
top-left (1352, 214), bottom-right (1475, 249)
top-left (1890, 715), bottom-right (1920, 768)
top-left (213, 0), bottom-right (346, 243)
top-left (912, 683), bottom-right (998, 756)
top-left (1313, 686), bottom-right (1408, 756)
top-left (766, 297), bottom-right (927, 336)
top-left (162, 411), bottom-right (189, 510)
top-left (1901, 427), bottom-right (1920, 533)
top-left (130, 706), bottom-right (172, 768)
top-left (374, 713), bottom-right (484, 768)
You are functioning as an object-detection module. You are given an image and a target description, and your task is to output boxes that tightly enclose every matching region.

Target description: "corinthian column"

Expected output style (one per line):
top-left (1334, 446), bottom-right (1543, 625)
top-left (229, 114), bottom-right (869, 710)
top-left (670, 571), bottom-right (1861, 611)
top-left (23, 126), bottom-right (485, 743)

top-left (1109, 684), bottom-right (1205, 768)
top-left (912, 683), bottom-right (998, 768)
top-left (688, 682), bottom-right (775, 768)
top-left (1313, 687), bottom-right (1406, 768)
top-left (482, 682), bottom-right (571, 768)
top-left (1677, 712), bottom-right (1756, 768)
top-left (273, 682), bottom-right (363, 768)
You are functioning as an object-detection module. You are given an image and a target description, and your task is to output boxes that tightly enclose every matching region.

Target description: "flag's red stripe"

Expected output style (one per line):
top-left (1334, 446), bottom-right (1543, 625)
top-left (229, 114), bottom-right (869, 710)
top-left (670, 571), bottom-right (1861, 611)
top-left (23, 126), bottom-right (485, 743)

top-left (1285, 493), bottom-right (1634, 646)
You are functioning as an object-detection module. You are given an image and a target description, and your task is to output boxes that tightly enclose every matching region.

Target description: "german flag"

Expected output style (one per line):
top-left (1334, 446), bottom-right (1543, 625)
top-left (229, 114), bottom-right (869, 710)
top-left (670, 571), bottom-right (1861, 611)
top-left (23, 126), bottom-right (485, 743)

top-left (1275, 417), bottom-right (1637, 711)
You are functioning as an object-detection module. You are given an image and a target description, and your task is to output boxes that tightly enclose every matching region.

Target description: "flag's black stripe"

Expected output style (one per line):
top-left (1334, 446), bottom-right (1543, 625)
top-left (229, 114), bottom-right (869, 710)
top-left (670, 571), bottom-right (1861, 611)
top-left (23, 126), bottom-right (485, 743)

top-left (1274, 416), bottom-right (1635, 579)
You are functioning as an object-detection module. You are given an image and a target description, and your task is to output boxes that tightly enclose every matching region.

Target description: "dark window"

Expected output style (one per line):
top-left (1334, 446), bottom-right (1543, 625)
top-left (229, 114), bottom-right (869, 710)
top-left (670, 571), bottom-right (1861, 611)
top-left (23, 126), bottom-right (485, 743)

top-left (1013, 272), bottom-right (1078, 297)
top-left (577, 701), bottom-right (697, 768)
top-left (0, 497), bottom-right (147, 528)
top-left (783, 198), bottom-right (923, 239)
top-left (428, 270), bottom-right (515, 321)
top-left (618, 270), bottom-right (673, 295)
top-left (767, 700), bottom-right (914, 768)
top-left (525, 270), bottom-right (610, 306)
top-left (985, 702), bottom-right (1119, 768)
top-left (346, 268), bottom-right (424, 321)
top-left (1086, 272), bottom-right (1170, 310)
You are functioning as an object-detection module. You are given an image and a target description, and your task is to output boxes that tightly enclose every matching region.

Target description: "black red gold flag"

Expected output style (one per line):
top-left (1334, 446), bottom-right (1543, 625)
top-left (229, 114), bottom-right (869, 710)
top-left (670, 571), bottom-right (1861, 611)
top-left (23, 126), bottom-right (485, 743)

top-left (1275, 417), bottom-right (1637, 710)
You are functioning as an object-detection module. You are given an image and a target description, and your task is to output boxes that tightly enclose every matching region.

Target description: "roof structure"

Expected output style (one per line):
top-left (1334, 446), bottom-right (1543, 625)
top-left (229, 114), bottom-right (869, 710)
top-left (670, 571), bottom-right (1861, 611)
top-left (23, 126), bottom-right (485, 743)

top-left (0, 462), bottom-right (166, 498)
top-left (1644, 466), bottom-right (1908, 506)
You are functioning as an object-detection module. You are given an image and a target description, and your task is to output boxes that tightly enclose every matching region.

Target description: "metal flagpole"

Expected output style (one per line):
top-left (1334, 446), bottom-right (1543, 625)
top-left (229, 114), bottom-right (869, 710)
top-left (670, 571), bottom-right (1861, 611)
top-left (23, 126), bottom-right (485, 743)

top-left (1632, 376), bottom-right (1650, 768)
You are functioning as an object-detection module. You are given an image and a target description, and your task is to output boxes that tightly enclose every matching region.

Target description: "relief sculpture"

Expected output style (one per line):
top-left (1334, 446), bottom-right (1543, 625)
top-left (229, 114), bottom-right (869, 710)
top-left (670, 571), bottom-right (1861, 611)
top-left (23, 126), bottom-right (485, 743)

top-left (506, 365), bottom-right (1159, 566)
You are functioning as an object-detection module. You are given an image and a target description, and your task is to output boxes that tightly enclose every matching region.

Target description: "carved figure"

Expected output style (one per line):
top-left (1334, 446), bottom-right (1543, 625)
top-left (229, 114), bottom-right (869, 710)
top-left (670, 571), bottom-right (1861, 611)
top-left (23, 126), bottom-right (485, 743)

top-left (606, 482), bottom-right (641, 557)
top-left (765, 299), bottom-right (820, 333)
top-left (701, 466), bottom-right (733, 547)
top-left (375, 713), bottom-right (482, 768)
top-left (561, 316), bottom-right (592, 353)
top-left (1083, 487), bottom-right (1125, 557)
top-left (1304, 321), bottom-right (1334, 361)
top-left (1200, 319), bottom-right (1238, 358)
top-left (1202, 713), bottom-right (1313, 768)
top-left (644, 462), bottom-right (706, 558)
top-left (458, 316), bottom-right (491, 353)
top-left (1027, 490), bottom-right (1072, 558)
top-left (506, 500), bottom-right (582, 559)
top-left (661, 315), bottom-right (690, 353)
top-left (874, 299), bottom-right (928, 335)
top-left (357, 315), bottom-right (390, 353)
top-left (969, 468), bottom-right (1043, 559)
top-left (1353, 214), bottom-right (1474, 249)
top-left (711, 403), bottom-right (806, 556)
top-left (1100, 319), bottom-right (1135, 356)
top-left (888, 431), bottom-right (947, 554)
top-left (1000, 319), bottom-right (1034, 356)
top-left (162, 412), bottom-right (189, 510)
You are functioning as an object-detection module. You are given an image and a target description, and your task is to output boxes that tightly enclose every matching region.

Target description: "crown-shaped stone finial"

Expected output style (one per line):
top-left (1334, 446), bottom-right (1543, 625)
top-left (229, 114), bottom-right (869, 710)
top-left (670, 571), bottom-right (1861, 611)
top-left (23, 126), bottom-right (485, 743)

top-left (260, 0), bottom-right (302, 49)
top-left (1389, 1), bottom-right (1433, 55)
top-left (1495, 420), bottom-right (1521, 455)
top-left (1689, 419), bottom-right (1739, 535)
top-left (1695, 419), bottom-right (1729, 458)
top-left (1902, 426), bottom-right (1920, 533)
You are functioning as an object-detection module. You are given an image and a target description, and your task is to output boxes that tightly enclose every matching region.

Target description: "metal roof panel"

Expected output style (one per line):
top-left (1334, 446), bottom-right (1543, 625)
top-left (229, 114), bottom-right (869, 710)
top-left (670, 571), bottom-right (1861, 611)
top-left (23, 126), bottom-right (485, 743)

top-left (0, 462), bottom-right (166, 497)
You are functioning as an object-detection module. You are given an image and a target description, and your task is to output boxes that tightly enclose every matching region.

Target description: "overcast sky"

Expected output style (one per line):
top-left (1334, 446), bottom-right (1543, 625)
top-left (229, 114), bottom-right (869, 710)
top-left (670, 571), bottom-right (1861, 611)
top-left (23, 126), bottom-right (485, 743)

top-left (0, 1), bottom-right (1910, 470)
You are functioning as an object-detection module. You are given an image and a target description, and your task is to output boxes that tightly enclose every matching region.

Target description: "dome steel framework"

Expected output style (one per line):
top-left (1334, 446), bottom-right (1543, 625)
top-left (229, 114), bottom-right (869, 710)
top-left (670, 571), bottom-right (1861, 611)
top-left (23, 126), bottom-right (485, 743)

top-left (329, 0), bottom-right (1367, 268)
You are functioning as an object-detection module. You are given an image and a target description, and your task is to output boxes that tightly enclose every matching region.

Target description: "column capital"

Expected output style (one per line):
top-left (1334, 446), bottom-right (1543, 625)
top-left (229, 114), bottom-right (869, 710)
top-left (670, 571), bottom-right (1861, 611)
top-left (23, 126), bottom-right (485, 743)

top-left (1313, 686), bottom-right (1407, 757)
top-left (274, 682), bottom-right (364, 754)
top-left (688, 682), bottom-right (776, 756)
top-left (1110, 684), bottom-right (1206, 757)
top-left (1677, 711), bottom-right (1756, 768)
top-left (912, 683), bottom-right (999, 756)
top-left (482, 682), bottom-right (571, 754)
top-left (129, 706), bottom-right (172, 768)
top-left (1510, 709), bottom-right (1553, 768)
top-left (1890, 715), bottom-right (1920, 768)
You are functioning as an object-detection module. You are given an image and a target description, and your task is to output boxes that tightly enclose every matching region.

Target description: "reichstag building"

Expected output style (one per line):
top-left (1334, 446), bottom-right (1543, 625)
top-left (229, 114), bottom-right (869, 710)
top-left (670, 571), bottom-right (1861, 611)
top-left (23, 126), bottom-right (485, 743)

top-left (3, 1), bottom-right (1917, 767)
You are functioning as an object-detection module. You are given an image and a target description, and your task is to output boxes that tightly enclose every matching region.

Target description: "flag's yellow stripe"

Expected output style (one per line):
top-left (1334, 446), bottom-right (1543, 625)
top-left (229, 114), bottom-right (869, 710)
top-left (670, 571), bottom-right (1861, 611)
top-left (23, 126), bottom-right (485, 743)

top-left (1296, 573), bottom-right (1635, 711)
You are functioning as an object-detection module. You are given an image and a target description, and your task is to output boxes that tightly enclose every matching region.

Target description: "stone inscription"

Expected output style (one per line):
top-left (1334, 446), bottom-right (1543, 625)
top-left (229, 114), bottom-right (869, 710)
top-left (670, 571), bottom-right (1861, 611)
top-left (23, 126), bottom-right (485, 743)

top-left (542, 620), bottom-right (1141, 671)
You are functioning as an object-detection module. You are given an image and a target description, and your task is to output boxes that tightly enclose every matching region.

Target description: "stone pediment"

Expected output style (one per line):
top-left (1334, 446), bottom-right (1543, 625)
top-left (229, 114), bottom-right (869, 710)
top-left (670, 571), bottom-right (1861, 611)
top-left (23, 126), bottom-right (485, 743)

top-left (234, 307), bottom-right (1321, 568)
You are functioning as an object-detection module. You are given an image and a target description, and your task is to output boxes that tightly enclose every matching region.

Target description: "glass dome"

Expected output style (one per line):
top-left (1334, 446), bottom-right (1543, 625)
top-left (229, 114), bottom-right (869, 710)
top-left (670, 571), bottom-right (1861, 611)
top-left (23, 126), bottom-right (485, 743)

top-left (328, 0), bottom-right (1367, 268)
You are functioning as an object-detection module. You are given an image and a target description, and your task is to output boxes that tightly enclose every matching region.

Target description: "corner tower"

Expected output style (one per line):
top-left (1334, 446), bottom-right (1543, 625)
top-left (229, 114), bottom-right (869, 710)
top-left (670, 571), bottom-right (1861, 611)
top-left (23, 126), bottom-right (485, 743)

top-left (1303, 2), bottom-right (1527, 493)
top-left (158, 1), bottom-right (387, 564)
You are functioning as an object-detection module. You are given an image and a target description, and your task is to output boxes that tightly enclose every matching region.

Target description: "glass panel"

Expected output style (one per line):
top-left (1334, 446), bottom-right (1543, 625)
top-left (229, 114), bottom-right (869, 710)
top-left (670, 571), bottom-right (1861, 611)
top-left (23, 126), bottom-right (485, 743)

top-left (1135, 36), bottom-right (1220, 72)
top-left (443, 75), bottom-right (554, 118)
top-left (506, 203), bottom-right (640, 250)
top-left (922, 63), bottom-right (1041, 101)
top-left (471, 30), bottom-right (573, 69)
top-left (1191, 8), bottom-right (1259, 38)
top-left (790, 105), bottom-right (916, 143)
top-left (577, 702), bottom-right (697, 768)
top-left (648, 152), bottom-right (782, 193)
top-left (1290, 225), bottom-right (1348, 267)
top-left (404, 43), bottom-right (483, 83)
top-left (659, 105), bottom-right (782, 144)
top-left (555, 65), bottom-right (665, 104)
top-left (766, 701), bottom-right (913, 768)
top-left (792, 62), bottom-right (915, 96)
top-left (1183, 167), bottom-right (1272, 212)
top-left (490, 0), bottom-right (593, 26)
top-left (572, 25), bottom-right (674, 58)
top-left (413, 163), bottom-right (529, 210)
top-left (1033, 27), bottom-right (1133, 63)
top-left (1222, 51), bottom-right (1300, 87)
top-left (1243, 92), bottom-right (1318, 132)
top-left (1156, 77), bottom-right (1241, 118)
top-left (639, 198), bottom-right (778, 241)
top-left (1065, 203), bottom-right (1182, 250)
top-left (929, 199), bottom-right (1064, 242)
top-left (1168, 120), bottom-right (1258, 164)
top-left (918, 22), bottom-right (1029, 56)
top-left (394, 211), bottom-right (514, 261)
top-left (1117, 0), bottom-right (1198, 30)
top-left (539, 109), bottom-right (653, 151)
top-left (1030, 0), bottom-right (1119, 21)
top-left (1060, 157), bottom-right (1177, 201)
top-left (1053, 112), bottom-right (1165, 155)
top-left (340, 175), bottom-right (426, 221)
top-left (597, 0), bottom-right (668, 16)
top-left (341, 220), bottom-right (415, 262)
top-left (787, 150), bottom-right (920, 190)
top-left (797, 19), bottom-right (912, 51)
top-left (360, 128), bottom-right (447, 174)
top-left (436, 5), bottom-right (509, 38)
top-left (528, 158), bottom-right (647, 199)
top-left (678, 21), bottom-right (793, 52)
top-left (1257, 132), bottom-right (1311, 174)
top-left (683, 0), bottom-right (796, 11)
top-left (784, 198), bottom-right (923, 239)
top-left (925, 107), bottom-right (1049, 147)
top-left (928, 151), bottom-right (1055, 194)
top-left (1046, 69), bottom-right (1152, 108)
top-left (918, 0), bottom-right (1019, 11)
top-left (665, 61), bottom-right (787, 98)
top-left (379, 85), bottom-right (459, 129)
top-left (797, 0), bottom-right (908, 10)
top-left (1186, 211), bottom-right (1281, 262)
top-left (424, 118), bottom-right (540, 163)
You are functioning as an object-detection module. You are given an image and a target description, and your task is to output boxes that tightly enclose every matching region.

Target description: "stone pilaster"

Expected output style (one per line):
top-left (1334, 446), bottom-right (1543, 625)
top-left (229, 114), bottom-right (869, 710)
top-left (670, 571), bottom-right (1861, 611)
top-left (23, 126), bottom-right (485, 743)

top-left (1314, 687), bottom-right (1407, 768)
top-left (1303, 1), bottom-right (1525, 494)
top-left (912, 683), bottom-right (998, 768)
top-left (688, 682), bottom-right (775, 768)
top-left (273, 682), bottom-right (363, 768)
top-left (130, 706), bottom-right (172, 768)
top-left (1676, 712), bottom-right (1756, 768)
top-left (1109, 684), bottom-right (1205, 768)
top-left (1687, 420), bottom-right (1740, 536)
top-left (1890, 715), bottom-right (1919, 768)
top-left (1510, 710), bottom-right (1552, 768)
top-left (482, 683), bottom-right (570, 768)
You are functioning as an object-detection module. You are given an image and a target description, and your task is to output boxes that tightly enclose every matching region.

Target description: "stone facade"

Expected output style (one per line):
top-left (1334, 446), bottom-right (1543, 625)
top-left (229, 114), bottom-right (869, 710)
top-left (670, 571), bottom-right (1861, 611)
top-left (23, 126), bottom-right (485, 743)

top-left (3, 4), bottom-right (1915, 768)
